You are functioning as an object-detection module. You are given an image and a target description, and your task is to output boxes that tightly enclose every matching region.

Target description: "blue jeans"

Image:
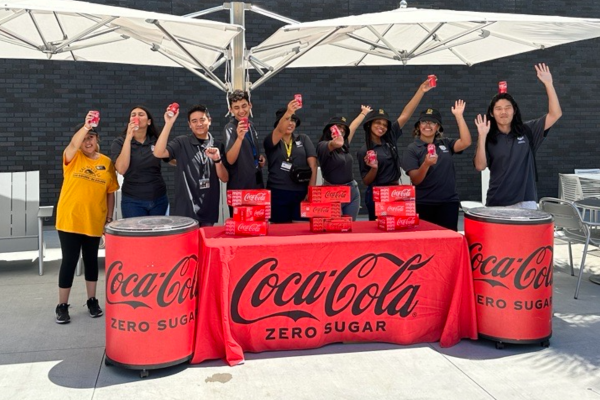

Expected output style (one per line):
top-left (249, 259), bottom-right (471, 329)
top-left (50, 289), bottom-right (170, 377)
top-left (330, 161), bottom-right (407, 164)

top-left (120, 193), bottom-right (169, 218)
top-left (325, 180), bottom-right (361, 221)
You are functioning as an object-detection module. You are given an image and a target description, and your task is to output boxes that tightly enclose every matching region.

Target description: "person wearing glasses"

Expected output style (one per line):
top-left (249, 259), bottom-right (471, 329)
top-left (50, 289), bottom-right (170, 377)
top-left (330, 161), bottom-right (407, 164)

top-left (401, 101), bottom-right (472, 231)
top-left (357, 79), bottom-right (434, 220)
top-left (474, 63), bottom-right (562, 209)
top-left (317, 105), bottom-right (372, 220)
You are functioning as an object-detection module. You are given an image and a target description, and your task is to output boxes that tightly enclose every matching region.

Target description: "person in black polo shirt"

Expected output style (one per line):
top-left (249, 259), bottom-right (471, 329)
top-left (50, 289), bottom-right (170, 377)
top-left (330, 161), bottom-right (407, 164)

top-left (401, 101), bottom-right (472, 231)
top-left (223, 90), bottom-right (265, 192)
top-left (317, 105), bottom-right (372, 221)
top-left (474, 63), bottom-right (562, 209)
top-left (264, 98), bottom-right (317, 223)
top-left (111, 105), bottom-right (168, 218)
top-left (357, 78), bottom-right (434, 220)
top-left (153, 105), bottom-right (229, 226)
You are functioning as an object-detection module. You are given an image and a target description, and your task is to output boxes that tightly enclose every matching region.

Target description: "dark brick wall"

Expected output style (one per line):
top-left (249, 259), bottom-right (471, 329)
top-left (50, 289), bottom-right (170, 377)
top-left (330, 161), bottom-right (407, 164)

top-left (1, 0), bottom-right (599, 222)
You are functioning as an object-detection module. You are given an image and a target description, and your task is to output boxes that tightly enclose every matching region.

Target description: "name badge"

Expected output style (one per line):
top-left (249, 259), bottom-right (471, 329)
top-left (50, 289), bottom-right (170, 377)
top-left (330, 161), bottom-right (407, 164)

top-left (295, 141), bottom-right (303, 147)
top-left (199, 179), bottom-right (210, 190)
top-left (281, 161), bottom-right (292, 171)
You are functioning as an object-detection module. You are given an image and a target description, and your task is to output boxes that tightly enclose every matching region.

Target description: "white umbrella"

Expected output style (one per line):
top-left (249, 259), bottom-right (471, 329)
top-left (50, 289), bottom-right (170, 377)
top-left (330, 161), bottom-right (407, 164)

top-left (0, 0), bottom-right (243, 91)
top-left (248, 6), bottom-right (600, 89)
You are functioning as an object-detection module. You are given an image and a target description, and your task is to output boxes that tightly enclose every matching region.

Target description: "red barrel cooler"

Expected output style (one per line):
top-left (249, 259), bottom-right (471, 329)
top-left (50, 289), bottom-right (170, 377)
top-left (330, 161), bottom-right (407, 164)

top-left (104, 216), bottom-right (199, 375)
top-left (464, 207), bottom-right (553, 348)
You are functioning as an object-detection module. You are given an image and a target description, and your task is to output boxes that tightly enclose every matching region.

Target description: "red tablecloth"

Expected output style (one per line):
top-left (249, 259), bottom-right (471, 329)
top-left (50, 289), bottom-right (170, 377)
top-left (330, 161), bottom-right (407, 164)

top-left (191, 221), bottom-right (477, 365)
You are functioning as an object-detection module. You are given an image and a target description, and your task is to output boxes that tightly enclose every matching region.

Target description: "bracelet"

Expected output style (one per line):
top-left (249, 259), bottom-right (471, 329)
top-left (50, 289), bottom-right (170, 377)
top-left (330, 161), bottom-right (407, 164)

top-left (360, 113), bottom-right (367, 116)
top-left (106, 217), bottom-right (113, 223)
top-left (214, 158), bottom-right (222, 163)
top-left (83, 125), bottom-right (91, 131)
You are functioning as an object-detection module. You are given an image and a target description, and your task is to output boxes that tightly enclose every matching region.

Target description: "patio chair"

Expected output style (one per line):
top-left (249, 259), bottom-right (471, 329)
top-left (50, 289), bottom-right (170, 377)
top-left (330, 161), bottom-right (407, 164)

top-left (461, 168), bottom-right (490, 211)
top-left (574, 168), bottom-right (600, 174)
top-left (539, 197), bottom-right (600, 299)
top-left (559, 173), bottom-right (584, 202)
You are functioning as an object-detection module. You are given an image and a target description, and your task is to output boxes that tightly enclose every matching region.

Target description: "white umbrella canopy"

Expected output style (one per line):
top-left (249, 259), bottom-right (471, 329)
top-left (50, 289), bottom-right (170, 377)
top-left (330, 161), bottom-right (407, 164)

top-left (0, 0), bottom-right (243, 90)
top-left (248, 7), bottom-right (600, 87)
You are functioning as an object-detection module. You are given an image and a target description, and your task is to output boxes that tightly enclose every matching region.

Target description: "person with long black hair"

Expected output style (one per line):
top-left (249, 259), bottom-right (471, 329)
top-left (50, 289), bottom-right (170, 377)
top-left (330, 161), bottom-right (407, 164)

top-left (474, 63), bottom-right (562, 209)
top-left (111, 105), bottom-right (168, 218)
top-left (357, 79), bottom-right (434, 220)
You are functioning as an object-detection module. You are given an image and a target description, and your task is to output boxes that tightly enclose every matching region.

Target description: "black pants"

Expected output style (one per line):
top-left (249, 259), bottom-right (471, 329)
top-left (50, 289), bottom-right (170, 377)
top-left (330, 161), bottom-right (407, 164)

top-left (416, 202), bottom-right (460, 231)
top-left (58, 230), bottom-right (101, 289)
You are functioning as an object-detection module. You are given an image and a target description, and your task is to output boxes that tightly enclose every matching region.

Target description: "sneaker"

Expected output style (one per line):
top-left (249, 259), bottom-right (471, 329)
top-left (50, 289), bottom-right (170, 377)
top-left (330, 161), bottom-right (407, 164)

top-left (86, 297), bottom-right (103, 318)
top-left (55, 303), bottom-right (70, 324)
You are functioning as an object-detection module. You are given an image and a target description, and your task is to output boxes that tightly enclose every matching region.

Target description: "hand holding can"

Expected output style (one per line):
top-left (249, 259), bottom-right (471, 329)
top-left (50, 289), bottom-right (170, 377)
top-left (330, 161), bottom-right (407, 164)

top-left (294, 94), bottom-right (303, 108)
top-left (240, 117), bottom-right (249, 132)
top-left (167, 102), bottom-right (179, 117)
top-left (330, 125), bottom-right (342, 139)
top-left (132, 116), bottom-right (139, 131)
top-left (427, 143), bottom-right (436, 156)
top-left (498, 81), bottom-right (507, 93)
top-left (428, 75), bottom-right (437, 88)
top-left (89, 111), bottom-right (100, 128)
top-left (367, 150), bottom-right (377, 165)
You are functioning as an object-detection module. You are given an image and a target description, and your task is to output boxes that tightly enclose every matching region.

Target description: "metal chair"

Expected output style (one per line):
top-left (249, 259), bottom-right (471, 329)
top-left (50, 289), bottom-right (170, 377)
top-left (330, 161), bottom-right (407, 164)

top-left (539, 197), bottom-right (600, 299)
top-left (574, 168), bottom-right (600, 174)
top-left (558, 173), bottom-right (584, 202)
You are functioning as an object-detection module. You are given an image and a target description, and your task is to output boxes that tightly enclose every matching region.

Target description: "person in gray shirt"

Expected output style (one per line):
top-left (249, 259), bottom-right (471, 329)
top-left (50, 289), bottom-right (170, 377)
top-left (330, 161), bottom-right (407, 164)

top-left (474, 63), bottom-right (562, 209)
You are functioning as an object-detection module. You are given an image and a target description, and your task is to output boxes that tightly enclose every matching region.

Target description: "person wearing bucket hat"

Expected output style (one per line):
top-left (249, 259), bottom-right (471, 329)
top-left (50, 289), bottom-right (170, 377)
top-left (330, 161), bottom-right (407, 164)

top-left (317, 105), bottom-right (372, 220)
top-left (55, 111), bottom-right (119, 324)
top-left (264, 96), bottom-right (317, 223)
top-left (401, 101), bottom-right (472, 231)
top-left (357, 78), bottom-right (435, 220)
top-left (474, 63), bottom-right (562, 208)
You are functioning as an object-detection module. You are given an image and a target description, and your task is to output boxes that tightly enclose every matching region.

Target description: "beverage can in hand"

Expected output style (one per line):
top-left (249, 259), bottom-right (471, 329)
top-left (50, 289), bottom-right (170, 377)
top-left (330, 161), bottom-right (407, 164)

top-left (428, 75), bottom-right (437, 88)
top-left (294, 94), bottom-right (303, 107)
top-left (427, 143), bottom-right (436, 156)
top-left (498, 81), bottom-right (507, 93)
top-left (167, 102), bottom-right (179, 117)
top-left (330, 125), bottom-right (342, 139)
top-left (89, 111), bottom-right (100, 128)
top-left (367, 150), bottom-right (377, 164)
top-left (132, 116), bottom-right (140, 131)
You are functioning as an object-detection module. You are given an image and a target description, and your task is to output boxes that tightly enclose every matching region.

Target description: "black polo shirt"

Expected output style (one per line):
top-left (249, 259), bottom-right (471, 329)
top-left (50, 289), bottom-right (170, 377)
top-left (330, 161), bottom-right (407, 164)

top-left (110, 136), bottom-right (166, 200)
top-left (402, 137), bottom-right (460, 204)
top-left (223, 118), bottom-right (263, 190)
top-left (357, 121), bottom-right (403, 186)
top-left (485, 116), bottom-right (547, 206)
top-left (166, 133), bottom-right (226, 224)
top-left (317, 141), bottom-right (354, 184)
top-left (264, 133), bottom-right (317, 191)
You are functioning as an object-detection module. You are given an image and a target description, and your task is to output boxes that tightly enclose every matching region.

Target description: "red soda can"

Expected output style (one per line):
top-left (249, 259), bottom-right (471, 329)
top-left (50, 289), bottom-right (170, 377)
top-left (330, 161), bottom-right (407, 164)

top-left (167, 102), bottom-right (179, 117)
top-left (240, 117), bottom-right (249, 132)
top-left (498, 81), bottom-right (507, 93)
top-left (294, 94), bottom-right (303, 107)
top-left (330, 125), bottom-right (342, 139)
top-left (428, 75), bottom-right (437, 88)
top-left (89, 111), bottom-right (100, 128)
top-left (427, 143), bottom-right (436, 156)
top-left (367, 150), bottom-right (377, 164)
top-left (132, 116), bottom-right (140, 131)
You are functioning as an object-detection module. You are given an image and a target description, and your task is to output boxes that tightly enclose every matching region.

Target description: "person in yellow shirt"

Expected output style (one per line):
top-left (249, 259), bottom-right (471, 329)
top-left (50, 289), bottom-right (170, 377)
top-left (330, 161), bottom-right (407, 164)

top-left (55, 111), bottom-right (119, 324)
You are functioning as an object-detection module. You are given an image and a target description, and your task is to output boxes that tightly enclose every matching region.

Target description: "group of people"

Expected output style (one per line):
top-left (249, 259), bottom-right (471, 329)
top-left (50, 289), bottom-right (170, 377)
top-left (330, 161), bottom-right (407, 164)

top-left (54, 63), bottom-right (561, 324)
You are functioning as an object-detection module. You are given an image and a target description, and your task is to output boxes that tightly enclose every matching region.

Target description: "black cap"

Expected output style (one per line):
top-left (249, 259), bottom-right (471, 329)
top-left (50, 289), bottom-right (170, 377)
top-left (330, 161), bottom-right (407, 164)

top-left (363, 109), bottom-right (391, 131)
top-left (414, 108), bottom-right (443, 132)
top-left (274, 108), bottom-right (301, 128)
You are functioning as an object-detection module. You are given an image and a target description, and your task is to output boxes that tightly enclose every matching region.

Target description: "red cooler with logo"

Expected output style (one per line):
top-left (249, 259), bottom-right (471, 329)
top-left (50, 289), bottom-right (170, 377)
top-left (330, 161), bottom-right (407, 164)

top-left (464, 207), bottom-right (553, 348)
top-left (104, 216), bottom-right (199, 376)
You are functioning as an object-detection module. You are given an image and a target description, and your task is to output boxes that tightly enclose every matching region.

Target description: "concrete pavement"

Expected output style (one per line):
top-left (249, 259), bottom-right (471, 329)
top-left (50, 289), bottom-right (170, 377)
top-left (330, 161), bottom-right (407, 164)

top-left (0, 223), bottom-right (599, 400)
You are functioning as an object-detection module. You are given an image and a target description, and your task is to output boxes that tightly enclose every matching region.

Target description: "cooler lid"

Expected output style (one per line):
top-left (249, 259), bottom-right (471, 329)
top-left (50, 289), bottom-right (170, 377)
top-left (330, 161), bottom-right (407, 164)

top-left (105, 216), bottom-right (198, 236)
top-left (465, 207), bottom-right (552, 224)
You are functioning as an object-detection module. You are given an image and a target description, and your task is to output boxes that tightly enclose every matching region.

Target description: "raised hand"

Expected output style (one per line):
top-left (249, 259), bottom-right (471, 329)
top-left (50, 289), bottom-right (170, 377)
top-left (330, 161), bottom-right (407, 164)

top-left (535, 63), bottom-right (553, 85)
top-left (474, 114), bottom-right (490, 137)
top-left (451, 99), bottom-right (466, 116)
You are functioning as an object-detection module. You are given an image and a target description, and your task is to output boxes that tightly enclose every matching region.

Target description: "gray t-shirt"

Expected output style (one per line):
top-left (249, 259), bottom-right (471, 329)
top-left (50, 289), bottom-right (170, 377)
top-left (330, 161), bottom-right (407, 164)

top-left (485, 115), bottom-right (548, 206)
top-left (357, 121), bottom-right (403, 186)
top-left (316, 141), bottom-right (354, 184)
top-left (264, 133), bottom-right (317, 191)
top-left (223, 118), bottom-right (263, 190)
top-left (401, 137), bottom-right (460, 204)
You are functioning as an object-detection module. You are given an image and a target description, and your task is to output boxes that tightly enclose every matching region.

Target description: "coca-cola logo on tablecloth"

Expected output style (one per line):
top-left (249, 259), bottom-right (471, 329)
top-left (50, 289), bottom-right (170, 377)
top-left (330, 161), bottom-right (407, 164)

top-left (469, 243), bottom-right (553, 290)
top-left (106, 255), bottom-right (199, 309)
top-left (230, 253), bottom-right (432, 324)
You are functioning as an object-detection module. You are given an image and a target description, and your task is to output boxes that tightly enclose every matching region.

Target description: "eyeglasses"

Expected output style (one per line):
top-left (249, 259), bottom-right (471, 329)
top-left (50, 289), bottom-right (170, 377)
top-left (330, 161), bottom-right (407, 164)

top-left (420, 120), bottom-right (437, 126)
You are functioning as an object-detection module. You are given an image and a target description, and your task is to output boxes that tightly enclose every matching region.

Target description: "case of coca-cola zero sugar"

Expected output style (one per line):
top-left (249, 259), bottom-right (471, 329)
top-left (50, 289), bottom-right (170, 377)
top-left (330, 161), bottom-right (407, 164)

top-left (225, 219), bottom-right (268, 236)
top-left (377, 215), bottom-right (420, 231)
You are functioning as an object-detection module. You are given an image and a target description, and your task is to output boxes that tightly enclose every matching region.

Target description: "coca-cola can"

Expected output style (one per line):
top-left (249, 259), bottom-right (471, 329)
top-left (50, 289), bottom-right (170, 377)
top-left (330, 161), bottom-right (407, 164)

top-left (167, 102), bottom-right (179, 117)
top-left (427, 143), bottom-right (436, 156)
top-left (240, 117), bottom-right (249, 132)
top-left (498, 81), bottom-right (507, 94)
top-left (294, 94), bottom-right (303, 107)
top-left (366, 150), bottom-right (377, 164)
top-left (132, 116), bottom-right (140, 131)
top-left (330, 125), bottom-right (342, 139)
top-left (89, 111), bottom-right (100, 128)
top-left (428, 75), bottom-right (437, 88)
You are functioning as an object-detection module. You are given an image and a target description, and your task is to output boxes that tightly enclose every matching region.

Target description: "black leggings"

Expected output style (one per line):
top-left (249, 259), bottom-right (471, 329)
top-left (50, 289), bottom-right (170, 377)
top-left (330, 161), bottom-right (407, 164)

top-left (58, 230), bottom-right (101, 289)
top-left (416, 202), bottom-right (460, 231)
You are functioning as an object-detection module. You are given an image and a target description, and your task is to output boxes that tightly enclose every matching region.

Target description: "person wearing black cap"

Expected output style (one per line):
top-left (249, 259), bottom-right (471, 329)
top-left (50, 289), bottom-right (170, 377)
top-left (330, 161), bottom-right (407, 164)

top-left (474, 63), bottom-right (562, 208)
top-left (357, 78), bottom-right (434, 220)
top-left (55, 111), bottom-right (119, 324)
top-left (401, 101), bottom-right (472, 231)
top-left (264, 97), bottom-right (317, 223)
top-left (317, 105), bottom-right (372, 220)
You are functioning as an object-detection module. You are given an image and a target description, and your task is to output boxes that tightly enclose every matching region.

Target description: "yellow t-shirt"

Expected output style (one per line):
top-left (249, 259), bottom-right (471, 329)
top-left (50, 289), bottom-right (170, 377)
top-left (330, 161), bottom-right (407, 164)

top-left (56, 149), bottom-right (119, 237)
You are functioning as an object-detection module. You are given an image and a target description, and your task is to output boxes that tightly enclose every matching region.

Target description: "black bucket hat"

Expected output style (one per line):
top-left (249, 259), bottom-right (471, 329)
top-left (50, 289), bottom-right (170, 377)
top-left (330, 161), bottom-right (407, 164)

top-left (414, 108), bottom-right (444, 132)
top-left (273, 108), bottom-right (301, 128)
top-left (74, 122), bottom-right (99, 136)
top-left (363, 109), bottom-right (392, 131)
top-left (323, 116), bottom-right (349, 136)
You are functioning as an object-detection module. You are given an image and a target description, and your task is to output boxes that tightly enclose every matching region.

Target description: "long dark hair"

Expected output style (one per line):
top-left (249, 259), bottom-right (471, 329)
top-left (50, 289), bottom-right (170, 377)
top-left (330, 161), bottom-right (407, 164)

top-left (120, 105), bottom-right (159, 140)
top-left (486, 93), bottom-right (525, 144)
top-left (364, 119), bottom-right (393, 151)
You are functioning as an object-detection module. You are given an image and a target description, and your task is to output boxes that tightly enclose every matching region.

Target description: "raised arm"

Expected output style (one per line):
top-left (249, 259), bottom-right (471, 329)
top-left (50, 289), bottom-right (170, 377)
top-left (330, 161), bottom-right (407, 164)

top-left (473, 114), bottom-right (490, 171)
top-left (451, 99), bottom-right (472, 153)
top-left (347, 105), bottom-right (372, 144)
top-left (270, 98), bottom-right (301, 145)
top-left (153, 109), bottom-right (178, 159)
top-left (114, 121), bottom-right (136, 175)
top-left (65, 111), bottom-right (96, 163)
top-left (535, 63), bottom-right (562, 130)
top-left (396, 78), bottom-right (435, 128)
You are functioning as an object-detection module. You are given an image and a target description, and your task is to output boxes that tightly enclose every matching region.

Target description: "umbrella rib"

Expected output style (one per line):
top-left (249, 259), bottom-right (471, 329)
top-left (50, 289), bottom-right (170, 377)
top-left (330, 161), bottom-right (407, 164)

top-left (412, 22), bottom-right (495, 57)
top-left (53, 16), bottom-right (118, 53)
top-left (407, 23), bottom-right (444, 56)
top-left (52, 12), bottom-right (76, 61)
top-left (366, 25), bottom-right (403, 60)
top-left (0, 10), bottom-right (40, 50)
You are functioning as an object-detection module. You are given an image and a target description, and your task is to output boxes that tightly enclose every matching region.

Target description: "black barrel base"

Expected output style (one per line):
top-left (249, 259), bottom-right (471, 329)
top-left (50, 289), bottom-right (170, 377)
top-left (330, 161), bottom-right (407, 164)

top-left (479, 333), bottom-right (552, 349)
top-left (104, 353), bottom-right (192, 378)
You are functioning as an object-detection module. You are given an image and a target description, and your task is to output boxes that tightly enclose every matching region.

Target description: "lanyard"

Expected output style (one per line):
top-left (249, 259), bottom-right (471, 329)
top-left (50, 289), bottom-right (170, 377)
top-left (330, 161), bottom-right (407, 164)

top-left (283, 139), bottom-right (293, 161)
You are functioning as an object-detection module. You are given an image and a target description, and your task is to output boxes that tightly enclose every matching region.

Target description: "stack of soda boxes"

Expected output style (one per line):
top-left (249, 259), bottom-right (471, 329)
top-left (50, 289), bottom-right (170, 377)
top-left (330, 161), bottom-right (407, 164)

top-left (373, 185), bottom-right (420, 231)
top-left (225, 189), bottom-right (271, 236)
top-left (301, 186), bottom-right (353, 233)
